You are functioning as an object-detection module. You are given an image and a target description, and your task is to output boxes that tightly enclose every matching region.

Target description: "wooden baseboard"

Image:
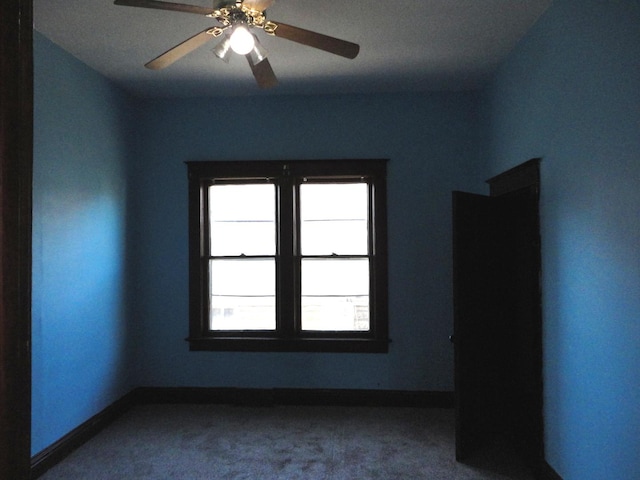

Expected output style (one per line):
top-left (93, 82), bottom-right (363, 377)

top-left (30, 390), bottom-right (137, 479)
top-left (134, 386), bottom-right (454, 408)
top-left (30, 387), bottom-right (453, 478)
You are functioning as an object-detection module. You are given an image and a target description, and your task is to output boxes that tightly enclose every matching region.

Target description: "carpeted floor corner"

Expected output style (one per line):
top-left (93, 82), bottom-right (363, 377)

top-left (38, 405), bottom-right (535, 479)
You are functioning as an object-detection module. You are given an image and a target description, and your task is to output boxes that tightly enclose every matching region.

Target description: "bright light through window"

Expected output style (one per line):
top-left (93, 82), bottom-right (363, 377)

top-left (209, 184), bottom-right (275, 256)
top-left (209, 258), bottom-right (275, 331)
top-left (300, 183), bottom-right (368, 255)
top-left (300, 183), bottom-right (370, 331)
top-left (208, 184), bottom-right (276, 331)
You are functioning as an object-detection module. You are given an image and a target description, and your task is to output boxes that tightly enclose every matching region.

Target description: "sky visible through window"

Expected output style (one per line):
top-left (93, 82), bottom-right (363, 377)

top-left (208, 183), bottom-right (369, 331)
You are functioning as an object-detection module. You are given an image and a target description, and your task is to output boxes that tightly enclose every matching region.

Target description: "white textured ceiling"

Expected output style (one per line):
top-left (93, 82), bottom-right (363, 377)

top-left (33, 0), bottom-right (552, 98)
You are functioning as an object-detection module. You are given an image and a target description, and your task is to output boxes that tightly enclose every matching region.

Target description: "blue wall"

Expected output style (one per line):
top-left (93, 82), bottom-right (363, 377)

top-left (484, 1), bottom-right (640, 478)
top-left (32, 33), bottom-right (135, 455)
top-left (129, 93), bottom-right (485, 391)
top-left (32, 33), bottom-right (486, 454)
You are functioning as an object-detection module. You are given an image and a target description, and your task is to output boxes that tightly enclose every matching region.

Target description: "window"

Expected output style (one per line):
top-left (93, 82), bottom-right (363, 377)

top-left (186, 159), bottom-right (388, 352)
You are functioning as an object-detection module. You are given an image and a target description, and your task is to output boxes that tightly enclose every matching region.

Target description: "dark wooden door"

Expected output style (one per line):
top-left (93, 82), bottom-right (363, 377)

top-left (496, 186), bottom-right (544, 469)
top-left (452, 191), bottom-right (509, 461)
top-left (452, 178), bottom-right (542, 468)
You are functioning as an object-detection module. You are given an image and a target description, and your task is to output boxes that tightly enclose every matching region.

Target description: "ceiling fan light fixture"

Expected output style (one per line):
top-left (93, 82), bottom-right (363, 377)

top-left (248, 36), bottom-right (268, 64)
top-left (212, 35), bottom-right (232, 62)
top-left (229, 25), bottom-right (255, 55)
top-left (113, 0), bottom-right (361, 88)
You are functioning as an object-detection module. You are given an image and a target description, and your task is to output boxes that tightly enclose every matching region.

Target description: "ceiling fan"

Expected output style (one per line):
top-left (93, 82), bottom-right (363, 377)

top-left (113, 0), bottom-right (360, 89)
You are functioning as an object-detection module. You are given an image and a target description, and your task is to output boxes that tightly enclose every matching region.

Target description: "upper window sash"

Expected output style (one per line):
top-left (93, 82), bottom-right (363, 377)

top-left (297, 181), bottom-right (370, 257)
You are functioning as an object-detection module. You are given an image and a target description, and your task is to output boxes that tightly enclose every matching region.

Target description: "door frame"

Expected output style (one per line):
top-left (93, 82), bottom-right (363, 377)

top-left (0, 0), bottom-right (33, 478)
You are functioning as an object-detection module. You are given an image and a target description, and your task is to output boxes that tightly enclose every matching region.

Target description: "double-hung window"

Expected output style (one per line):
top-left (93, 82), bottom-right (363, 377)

top-left (186, 159), bottom-right (388, 352)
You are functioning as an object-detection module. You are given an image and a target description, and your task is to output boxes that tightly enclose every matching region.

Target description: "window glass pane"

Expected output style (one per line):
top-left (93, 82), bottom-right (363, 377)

top-left (209, 184), bottom-right (275, 256)
top-left (301, 258), bottom-right (369, 331)
top-left (300, 183), bottom-right (368, 255)
top-left (209, 259), bottom-right (275, 330)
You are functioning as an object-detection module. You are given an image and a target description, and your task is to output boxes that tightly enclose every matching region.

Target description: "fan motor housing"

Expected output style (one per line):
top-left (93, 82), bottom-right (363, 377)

top-left (210, 3), bottom-right (267, 29)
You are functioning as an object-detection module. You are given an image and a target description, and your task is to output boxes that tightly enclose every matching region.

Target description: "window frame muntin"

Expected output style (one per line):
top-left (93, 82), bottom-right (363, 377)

top-left (186, 159), bottom-right (389, 353)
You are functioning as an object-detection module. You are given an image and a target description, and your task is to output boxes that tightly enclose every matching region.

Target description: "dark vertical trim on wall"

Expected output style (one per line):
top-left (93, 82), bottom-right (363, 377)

top-left (0, 0), bottom-right (33, 478)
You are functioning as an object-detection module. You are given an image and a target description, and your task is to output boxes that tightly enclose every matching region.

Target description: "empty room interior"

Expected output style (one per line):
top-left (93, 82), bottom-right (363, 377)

top-left (6, 0), bottom-right (639, 478)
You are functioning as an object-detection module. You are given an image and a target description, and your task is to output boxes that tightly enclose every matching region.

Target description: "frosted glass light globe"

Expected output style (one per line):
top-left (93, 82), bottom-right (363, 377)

top-left (230, 26), bottom-right (255, 55)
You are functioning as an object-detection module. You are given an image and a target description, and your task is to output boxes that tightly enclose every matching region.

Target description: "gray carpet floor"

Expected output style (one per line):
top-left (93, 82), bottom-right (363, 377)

top-left (38, 405), bottom-right (535, 479)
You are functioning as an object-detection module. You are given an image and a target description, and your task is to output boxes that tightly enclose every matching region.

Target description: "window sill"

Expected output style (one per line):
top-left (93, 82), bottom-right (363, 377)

top-left (186, 336), bottom-right (389, 353)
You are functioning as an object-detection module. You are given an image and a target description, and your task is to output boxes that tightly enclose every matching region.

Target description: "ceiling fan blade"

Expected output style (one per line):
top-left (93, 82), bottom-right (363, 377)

top-left (247, 56), bottom-right (278, 89)
top-left (270, 22), bottom-right (359, 59)
top-left (145, 29), bottom-right (215, 69)
top-left (114, 0), bottom-right (214, 16)
top-left (243, 0), bottom-right (275, 11)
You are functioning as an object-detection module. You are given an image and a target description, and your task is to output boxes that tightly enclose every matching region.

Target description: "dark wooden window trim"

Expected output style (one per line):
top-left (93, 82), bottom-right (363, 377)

top-left (186, 159), bottom-right (389, 353)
